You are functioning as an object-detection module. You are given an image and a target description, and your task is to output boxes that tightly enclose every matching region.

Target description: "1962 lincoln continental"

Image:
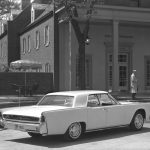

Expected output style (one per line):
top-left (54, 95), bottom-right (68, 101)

top-left (1, 90), bottom-right (150, 140)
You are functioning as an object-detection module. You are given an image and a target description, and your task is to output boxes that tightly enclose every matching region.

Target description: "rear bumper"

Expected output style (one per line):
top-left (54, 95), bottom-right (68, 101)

top-left (3, 120), bottom-right (48, 135)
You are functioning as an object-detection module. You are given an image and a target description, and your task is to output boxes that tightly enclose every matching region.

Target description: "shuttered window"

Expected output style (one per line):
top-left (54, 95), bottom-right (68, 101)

top-left (145, 56), bottom-right (150, 89)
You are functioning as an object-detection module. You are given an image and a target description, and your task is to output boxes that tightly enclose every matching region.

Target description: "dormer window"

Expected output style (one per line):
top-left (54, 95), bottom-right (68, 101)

top-left (31, 3), bottom-right (49, 23)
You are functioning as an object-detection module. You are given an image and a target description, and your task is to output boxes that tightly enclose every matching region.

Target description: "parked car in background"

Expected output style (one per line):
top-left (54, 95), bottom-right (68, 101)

top-left (1, 90), bottom-right (150, 141)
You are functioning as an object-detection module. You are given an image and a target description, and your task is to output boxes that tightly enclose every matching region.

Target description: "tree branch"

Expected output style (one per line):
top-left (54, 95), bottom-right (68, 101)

top-left (83, 18), bottom-right (90, 39)
top-left (71, 18), bottom-right (82, 43)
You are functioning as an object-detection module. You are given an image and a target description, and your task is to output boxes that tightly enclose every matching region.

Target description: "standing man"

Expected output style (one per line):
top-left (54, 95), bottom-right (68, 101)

top-left (130, 70), bottom-right (138, 99)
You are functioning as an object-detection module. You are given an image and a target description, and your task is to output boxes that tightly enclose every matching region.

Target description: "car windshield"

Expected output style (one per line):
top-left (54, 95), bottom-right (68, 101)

top-left (38, 95), bottom-right (74, 107)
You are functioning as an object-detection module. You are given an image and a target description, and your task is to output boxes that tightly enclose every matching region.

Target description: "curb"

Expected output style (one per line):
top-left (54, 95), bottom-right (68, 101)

top-left (0, 101), bottom-right (38, 109)
top-left (117, 97), bottom-right (150, 102)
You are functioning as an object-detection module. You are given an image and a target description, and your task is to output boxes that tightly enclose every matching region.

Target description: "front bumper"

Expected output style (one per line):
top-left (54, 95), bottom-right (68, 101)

top-left (3, 120), bottom-right (48, 135)
top-left (0, 118), bottom-right (4, 128)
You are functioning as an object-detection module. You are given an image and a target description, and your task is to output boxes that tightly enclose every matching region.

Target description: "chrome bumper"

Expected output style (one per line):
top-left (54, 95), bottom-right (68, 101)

top-left (3, 120), bottom-right (48, 135)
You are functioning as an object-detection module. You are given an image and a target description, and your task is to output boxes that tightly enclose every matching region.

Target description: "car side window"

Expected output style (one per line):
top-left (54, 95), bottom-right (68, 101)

top-left (98, 94), bottom-right (116, 106)
top-left (87, 94), bottom-right (100, 107)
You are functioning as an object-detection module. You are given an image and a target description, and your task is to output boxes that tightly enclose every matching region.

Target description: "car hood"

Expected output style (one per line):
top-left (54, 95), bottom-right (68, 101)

top-left (2, 105), bottom-right (70, 118)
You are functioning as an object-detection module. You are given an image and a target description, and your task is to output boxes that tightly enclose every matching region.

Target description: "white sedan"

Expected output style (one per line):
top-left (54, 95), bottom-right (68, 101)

top-left (1, 90), bottom-right (150, 141)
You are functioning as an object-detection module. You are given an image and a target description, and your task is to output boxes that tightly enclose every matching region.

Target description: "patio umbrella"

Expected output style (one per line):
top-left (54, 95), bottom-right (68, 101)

top-left (10, 60), bottom-right (42, 96)
top-left (10, 60), bottom-right (42, 70)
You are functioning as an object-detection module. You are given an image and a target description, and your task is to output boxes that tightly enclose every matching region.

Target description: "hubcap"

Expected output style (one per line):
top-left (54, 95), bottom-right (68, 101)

top-left (134, 114), bottom-right (144, 129)
top-left (69, 123), bottom-right (81, 139)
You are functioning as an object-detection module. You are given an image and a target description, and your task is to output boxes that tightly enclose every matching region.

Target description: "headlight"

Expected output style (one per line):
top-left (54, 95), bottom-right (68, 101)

top-left (0, 112), bottom-right (4, 128)
top-left (39, 114), bottom-right (48, 135)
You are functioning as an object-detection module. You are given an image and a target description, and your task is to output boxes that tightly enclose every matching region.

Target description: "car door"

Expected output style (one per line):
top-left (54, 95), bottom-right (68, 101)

top-left (86, 94), bottom-right (107, 130)
top-left (99, 93), bottom-right (128, 127)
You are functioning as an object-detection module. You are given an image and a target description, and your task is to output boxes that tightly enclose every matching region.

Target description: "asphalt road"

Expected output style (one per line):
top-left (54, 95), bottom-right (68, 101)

top-left (0, 123), bottom-right (150, 150)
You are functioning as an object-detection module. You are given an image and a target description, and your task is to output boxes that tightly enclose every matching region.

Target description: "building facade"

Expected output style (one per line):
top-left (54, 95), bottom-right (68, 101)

top-left (58, 0), bottom-right (150, 93)
top-left (1, 0), bottom-right (150, 94)
top-left (0, 0), bottom-right (32, 69)
top-left (20, 6), bottom-right (54, 73)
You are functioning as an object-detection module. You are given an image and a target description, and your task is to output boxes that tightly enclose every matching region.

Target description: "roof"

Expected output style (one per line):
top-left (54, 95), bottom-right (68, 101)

top-left (20, 4), bottom-right (66, 35)
top-left (34, 5), bottom-right (53, 22)
top-left (47, 90), bottom-right (108, 96)
top-left (20, 4), bottom-right (53, 35)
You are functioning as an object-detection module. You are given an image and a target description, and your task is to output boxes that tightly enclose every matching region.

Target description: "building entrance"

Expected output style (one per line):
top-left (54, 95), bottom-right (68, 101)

top-left (107, 52), bottom-right (129, 91)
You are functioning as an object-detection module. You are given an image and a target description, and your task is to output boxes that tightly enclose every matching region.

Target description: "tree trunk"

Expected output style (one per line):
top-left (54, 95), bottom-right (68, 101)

top-left (78, 35), bottom-right (86, 90)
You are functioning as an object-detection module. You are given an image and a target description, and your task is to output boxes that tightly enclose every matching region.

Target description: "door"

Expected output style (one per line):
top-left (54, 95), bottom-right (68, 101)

top-left (107, 53), bottom-right (129, 91)
top-left (105, 105), bottom-right (129, 127)
top-left (86, 94), bottom-right (106, 130)
top-left (98, 93), bottom-right (129, 127)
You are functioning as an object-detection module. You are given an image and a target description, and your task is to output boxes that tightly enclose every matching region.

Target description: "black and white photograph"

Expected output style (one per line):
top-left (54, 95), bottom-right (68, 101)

top-left (1, 0), bottom-right (150, 150)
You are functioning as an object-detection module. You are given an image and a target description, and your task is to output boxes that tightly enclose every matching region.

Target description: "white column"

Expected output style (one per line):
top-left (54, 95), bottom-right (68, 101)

top-left (112, 20), bottom-right (119, 92)
top-left (68, 21), bottom-right (72, 90)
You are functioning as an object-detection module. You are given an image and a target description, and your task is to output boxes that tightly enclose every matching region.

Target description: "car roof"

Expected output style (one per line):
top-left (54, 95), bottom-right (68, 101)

top-left (46, 90), bottom-right (108, 96)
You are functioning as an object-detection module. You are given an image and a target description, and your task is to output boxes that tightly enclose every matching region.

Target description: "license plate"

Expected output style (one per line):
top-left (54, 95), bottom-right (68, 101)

top-left (14, 124), bottom-right (24, 130)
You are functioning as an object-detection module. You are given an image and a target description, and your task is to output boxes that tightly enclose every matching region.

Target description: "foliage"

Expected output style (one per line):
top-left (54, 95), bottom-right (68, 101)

top-left (0, 0), bottom-right (20, 15)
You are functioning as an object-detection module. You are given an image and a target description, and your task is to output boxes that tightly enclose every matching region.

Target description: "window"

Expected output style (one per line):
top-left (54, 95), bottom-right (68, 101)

top-left (87, 94), bottom-right (100, 107)
top-left (23, 38), bottom-right (26, 54)
top-left (145, 56), bottom-right (150, 89)
top-left (45, 63), bottom-right (51, 72)
top-left (107, 53), bottom-right (129, 91)
top-left (118, 54), bottom-right (127, 63)
top-left (38, 95), bottom-right (74, 107)
top-left (35, 31), bottom-right (40, 49)
top-left (119, 66), bottom-right (127, 86)
top-left (108, 66), bottom-right (112, 87)
top-left (97, 94), bottom-right (117, 106)
top-left (44, 25), bottom-right (49, 46)
top-left (76, 54), bottom-right (92, 89)
top-left (27, 35), bottom-right (31, 52)
top-left (0, 42), bottom-right (2, 58)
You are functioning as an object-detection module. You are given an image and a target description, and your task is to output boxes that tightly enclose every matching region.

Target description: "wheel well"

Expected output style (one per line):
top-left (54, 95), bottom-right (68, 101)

top-left (136, 109), bottom-right (146, 119)
top-left (80, 122), bottom-right (86, 133)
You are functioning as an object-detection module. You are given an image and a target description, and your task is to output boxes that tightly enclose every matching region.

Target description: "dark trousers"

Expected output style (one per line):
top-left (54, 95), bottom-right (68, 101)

top-left (132, 93), bottom-right (136, 99)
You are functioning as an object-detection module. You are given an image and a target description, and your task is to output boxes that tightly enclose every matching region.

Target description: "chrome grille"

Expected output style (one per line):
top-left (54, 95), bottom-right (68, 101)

top-left (3, 114), bottom-right (39, 123)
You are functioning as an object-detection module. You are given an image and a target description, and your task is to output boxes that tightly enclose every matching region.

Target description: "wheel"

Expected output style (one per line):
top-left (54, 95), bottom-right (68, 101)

top-left (130, 112), bottom-right (144, 131)
top-left (28, 132), bottom-right (42, 138)
top-left (64, 122), bottom-right (82, 141)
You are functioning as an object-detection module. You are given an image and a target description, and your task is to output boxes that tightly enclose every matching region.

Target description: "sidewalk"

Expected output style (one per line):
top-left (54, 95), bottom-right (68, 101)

top-left (0, 95), bottom-right (43, 109)
top-left (113, 92), bottom-right (150, 102)
top-left (0, 92), bottom-right (150, 109)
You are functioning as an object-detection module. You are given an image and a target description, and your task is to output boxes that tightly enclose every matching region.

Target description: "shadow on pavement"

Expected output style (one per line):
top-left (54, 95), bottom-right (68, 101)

top-left (6, 126), bottom-right (150, 148)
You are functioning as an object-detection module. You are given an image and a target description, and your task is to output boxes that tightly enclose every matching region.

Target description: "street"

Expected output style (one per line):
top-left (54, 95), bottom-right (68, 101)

top-left (0, 123), bottom-right (150, 150)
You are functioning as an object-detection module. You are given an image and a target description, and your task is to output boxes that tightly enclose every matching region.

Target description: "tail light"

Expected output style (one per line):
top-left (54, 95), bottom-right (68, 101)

top-left (40, 114), bottom-right (45, 123)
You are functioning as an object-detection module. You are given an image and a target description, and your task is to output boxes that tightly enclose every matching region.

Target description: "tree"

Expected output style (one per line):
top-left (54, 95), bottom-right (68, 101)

top-left (55, 0), bottom-right (96, 90)
top-left (0, 0), bottom-right (20, 15)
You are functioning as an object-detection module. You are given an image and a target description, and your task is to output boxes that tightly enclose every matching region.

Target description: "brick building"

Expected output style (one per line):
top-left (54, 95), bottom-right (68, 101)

top-left (0, 0), bottom-right (31, 70)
